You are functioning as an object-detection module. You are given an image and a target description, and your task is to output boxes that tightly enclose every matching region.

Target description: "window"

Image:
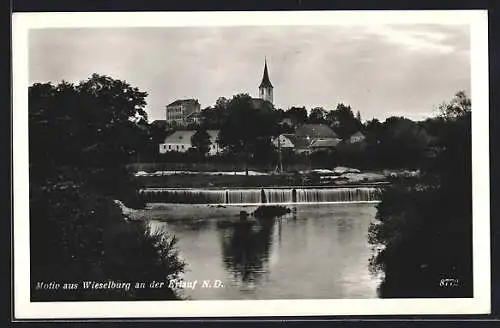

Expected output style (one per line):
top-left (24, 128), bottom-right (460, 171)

top-left (168, 145), bottom-right (171, 150)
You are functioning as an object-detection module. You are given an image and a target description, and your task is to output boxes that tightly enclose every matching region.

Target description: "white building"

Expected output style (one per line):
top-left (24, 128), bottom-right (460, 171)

top-left (159, 130), bottom-right (222, 156)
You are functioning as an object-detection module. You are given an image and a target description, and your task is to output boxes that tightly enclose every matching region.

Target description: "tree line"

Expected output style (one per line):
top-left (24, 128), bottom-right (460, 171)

top-left (369, 91), bottom-right (472, 298)
top-left (149, 93), bottom-right (460, 173)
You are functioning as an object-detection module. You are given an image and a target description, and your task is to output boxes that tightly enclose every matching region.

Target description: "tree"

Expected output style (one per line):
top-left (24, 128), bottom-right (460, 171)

top-left (191, 127), bottom-right (212, 160)
top-left (368, 92), bottom-right (472, 298)
top-left (29, 74), bottom-right (150, 168)
top-left (325, 103), bottom-right (362, 139)
top-left (356, 110), bottom-right (362, 122)
top-left (438, 90), bottom-right (471, 121)
top-left (29, 74), bottom-right (185, 301)
top-left (308, 107), bottom-right (327, 124)
top-left (200, 97), bottom-right (229, 129)
top-left (218, 94), bottom-right (280, 175)
top-left (285, 106), bottom-right (308, 125)
top-left (378, 117), bottom-right (431, 168)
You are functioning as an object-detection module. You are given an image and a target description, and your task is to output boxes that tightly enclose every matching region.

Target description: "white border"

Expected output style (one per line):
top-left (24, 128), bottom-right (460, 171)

top-left (12, 10), bottom-right (490, 319)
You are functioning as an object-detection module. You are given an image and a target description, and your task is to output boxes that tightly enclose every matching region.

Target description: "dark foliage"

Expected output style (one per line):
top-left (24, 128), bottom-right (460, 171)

top-left (190, 127), bottom-right (212, 160)
top-left (218, 94), bottom-right (280, 175)
top-left (368, 92), bottom-right (472, 298)
top-left (284, 106), bottom-right (308, 125)
top-left (325, 103), bottom-right (363, 139)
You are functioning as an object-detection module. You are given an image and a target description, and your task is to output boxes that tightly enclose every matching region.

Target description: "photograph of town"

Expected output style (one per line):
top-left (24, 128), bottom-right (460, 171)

top-left (27, 21), bottom-right (473, 302)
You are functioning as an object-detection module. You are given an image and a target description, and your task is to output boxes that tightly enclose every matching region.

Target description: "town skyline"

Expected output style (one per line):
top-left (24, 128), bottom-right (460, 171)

top-left (29, 24), bottom-right (470, 122)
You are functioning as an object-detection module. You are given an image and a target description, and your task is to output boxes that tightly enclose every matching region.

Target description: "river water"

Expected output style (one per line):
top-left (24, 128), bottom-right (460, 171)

top-left (149, 203), bottom-right (381, 300)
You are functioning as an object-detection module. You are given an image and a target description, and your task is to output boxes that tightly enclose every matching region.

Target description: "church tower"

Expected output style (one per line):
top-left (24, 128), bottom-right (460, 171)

top-left (259, 59), bottom-right (273, 104)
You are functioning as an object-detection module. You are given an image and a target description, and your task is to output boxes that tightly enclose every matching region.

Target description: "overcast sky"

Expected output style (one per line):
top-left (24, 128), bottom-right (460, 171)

top-left (29, 24), bottom-right (470, 122)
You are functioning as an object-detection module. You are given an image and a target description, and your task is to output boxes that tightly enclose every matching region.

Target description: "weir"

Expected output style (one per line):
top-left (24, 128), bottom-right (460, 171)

top-left (139, 186), bottom-right (383, 204)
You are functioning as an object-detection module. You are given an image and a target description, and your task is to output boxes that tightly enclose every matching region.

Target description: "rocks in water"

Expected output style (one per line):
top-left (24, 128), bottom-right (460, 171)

top-left (253, 205), bottom-right (291, 219)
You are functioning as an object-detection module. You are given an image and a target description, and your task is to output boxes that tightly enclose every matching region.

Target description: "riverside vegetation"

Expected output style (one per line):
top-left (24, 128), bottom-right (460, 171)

top-left (368, 91), bottom-right (472, 297)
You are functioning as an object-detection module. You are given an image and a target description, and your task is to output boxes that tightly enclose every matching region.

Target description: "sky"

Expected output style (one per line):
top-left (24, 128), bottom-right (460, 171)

top-left (29, 24), bottom-right (470, 122)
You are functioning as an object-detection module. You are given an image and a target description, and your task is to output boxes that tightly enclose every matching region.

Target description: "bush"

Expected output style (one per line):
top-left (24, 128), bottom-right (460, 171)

top-left (369, 182), bottom-right (472, 298)
top-left (30, 169), bottom-right (185, 301)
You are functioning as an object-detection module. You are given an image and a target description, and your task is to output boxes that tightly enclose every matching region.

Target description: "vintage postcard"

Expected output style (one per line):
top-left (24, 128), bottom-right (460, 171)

top-left (12, 10), bottom-right (490, 319)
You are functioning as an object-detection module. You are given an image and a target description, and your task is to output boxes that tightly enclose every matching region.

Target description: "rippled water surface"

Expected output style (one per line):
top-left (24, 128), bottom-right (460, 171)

top-left (149, 203), bottom-right (381, 300)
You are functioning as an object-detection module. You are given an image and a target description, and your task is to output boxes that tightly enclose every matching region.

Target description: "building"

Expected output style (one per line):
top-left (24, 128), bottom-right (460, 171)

top-left (159, 130), bottom-right (222, 156)
top-left (273, 124), bottom-right (342, 154)
top-left (184, 112), bottom-right (201, 125)
top-left (258, 59), bottom-right (273, 104)
top-left (295, 124), bottom-right (339, 139)
top-left (309, 138), bottom-right (342, 153)
top-left (165, 99), bottom-right (201, 126)
top-left (272, 134), bottom-right (313, 154)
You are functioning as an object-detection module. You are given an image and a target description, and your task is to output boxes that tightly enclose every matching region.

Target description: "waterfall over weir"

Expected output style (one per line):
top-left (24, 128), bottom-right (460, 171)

top-left (140, 187), bottom-right (383, 205)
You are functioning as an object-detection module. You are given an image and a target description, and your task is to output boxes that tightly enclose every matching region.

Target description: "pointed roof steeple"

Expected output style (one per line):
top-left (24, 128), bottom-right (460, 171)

top-left (259, 58), bottom-right (273, 89)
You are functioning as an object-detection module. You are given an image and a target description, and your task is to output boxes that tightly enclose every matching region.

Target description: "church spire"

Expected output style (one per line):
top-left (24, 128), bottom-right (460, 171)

top-left (259, 58), bottom-right (274, 104)
top-left (259, 58), bottom-right (273, 89)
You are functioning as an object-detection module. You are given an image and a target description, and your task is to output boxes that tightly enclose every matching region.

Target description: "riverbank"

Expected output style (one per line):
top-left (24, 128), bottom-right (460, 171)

top-left (116, 201), bottom-right (261, 221)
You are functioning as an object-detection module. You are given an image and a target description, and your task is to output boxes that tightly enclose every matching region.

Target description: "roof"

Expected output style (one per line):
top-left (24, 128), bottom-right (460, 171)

top-left (295, 124), bottom-right (338, 138)
top-left (163, 129), bottom-right (219, 144)
top-left (259, 60), bottom-right (273, 89)
top-left (166, 99), bottom-right (200, 107)
top-left (310, 138), bottom-right (342, 148)
top-left (281, 134), bottom-right (312, 149)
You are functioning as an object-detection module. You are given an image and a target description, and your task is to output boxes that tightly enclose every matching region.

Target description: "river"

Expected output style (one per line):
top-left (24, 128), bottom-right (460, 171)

top-left (147, 202), bottom-right (382, 300)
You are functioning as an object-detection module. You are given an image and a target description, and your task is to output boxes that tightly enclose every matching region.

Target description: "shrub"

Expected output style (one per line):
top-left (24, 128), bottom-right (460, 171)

top-left (30, 169), bottom-right (185, 301)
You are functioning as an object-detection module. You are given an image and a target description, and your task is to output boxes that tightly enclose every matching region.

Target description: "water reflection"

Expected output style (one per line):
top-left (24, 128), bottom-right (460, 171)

top-left (149, 203), bottom-right (381, 299)
top-left (218, 219), bottom-right (275, 284)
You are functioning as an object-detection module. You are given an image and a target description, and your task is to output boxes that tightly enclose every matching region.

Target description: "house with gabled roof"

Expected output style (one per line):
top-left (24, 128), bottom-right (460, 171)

top-left (272, 134), bottom-right (312, 154)
top-left (159, 129), bottom-right (222, 156)
top-left (273, 123), bottom-right (342, 154)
